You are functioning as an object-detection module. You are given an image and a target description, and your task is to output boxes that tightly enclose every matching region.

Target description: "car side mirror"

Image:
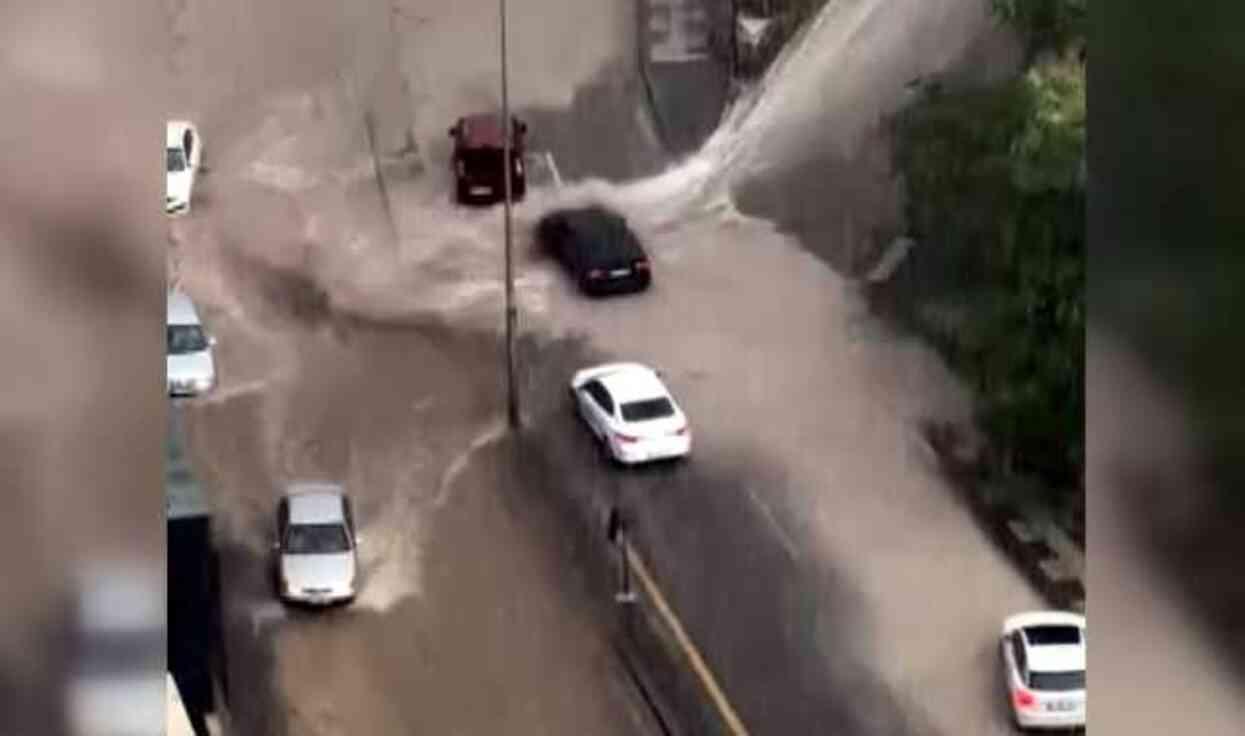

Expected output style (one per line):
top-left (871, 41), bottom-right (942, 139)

top-left (354, 534), bottom-right (363, 546)
top-left (271, 541), bottom-right (280, 552)
top-left (448, 126), bottom-right (455, 137)
top-left (208, 336), bottom-right (217, 347)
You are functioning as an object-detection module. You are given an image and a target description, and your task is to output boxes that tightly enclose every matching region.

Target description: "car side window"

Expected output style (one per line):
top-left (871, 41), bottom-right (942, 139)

top-left (584, 381), bottom-right (611, 414)
top-left (277, 498), bottom-right (289, 540)
top-left (1011, 634), bottom-right (1027, 680)
top-left (343, 496), bottom-right (355, 537)
top-left (183, 130), bottom-right (194, 162)
top-left (592, 383), bottom-right (615, 415)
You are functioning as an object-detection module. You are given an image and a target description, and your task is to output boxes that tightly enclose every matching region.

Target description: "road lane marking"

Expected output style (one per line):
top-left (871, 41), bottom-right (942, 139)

top-left (544, 151), bottom-right (563, 188)
top-left (433, 417), bottom-right (508, 508)
top-left (744, 485), bottom-right (800, 563)
top-left (625, 545), bottom-right (752, 736)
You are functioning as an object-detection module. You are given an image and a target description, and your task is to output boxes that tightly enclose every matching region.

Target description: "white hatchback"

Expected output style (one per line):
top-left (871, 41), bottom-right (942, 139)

top-left (166, 120), bottom-right (202, 216)
top-left (1001, 610), bottom-right (1086, 731)
top-left (570, 362), bottom-right (691, 465)
top-left (166, 291), bottom-right (216, 397)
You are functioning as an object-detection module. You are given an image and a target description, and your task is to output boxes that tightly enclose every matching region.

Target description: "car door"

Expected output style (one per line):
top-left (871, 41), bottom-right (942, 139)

top-left (591, 382), bottom-right (618, 436)
top-left (1010, 633), bottom-right (1029, 693)
top-left (183, 129), bottom-right (195, 169)
top-left (562, 221), bottom-right (586, 273)
top-left (578, 381), bottom-right (614, 437)
top-left (274, 497), bottom-right (290, 591)
top-left (276, 498), bottom-right (289, 552)
top-left (342, 495), bottom-right (357, 547)
top-left (543, 216), bottom-right (569, 263)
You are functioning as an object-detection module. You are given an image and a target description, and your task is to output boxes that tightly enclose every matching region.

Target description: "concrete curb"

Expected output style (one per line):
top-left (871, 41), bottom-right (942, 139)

top-left (920, 421), bottom-right (1085, 613)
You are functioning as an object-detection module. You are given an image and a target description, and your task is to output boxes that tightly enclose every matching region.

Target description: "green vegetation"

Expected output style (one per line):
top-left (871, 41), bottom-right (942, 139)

top-left (991, 0), bottom-right (1086, 61)
top-left (890, 9), bottom-right (1085, 534)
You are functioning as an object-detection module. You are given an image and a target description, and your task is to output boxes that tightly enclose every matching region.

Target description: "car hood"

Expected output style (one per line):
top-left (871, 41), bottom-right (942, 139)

top-left (166, 350), bottom-right (214, 382)
top-left (166, 169), bottom-right (192, 201)
top-left (281, 552), bottom-right (356, 592)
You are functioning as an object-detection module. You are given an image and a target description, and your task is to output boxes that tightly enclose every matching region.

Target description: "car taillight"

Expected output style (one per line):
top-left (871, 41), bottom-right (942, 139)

top-left (1014, 689), bottom-right (1036, 709)
top-left (634, 260), bottom-right (650, 271)
top-left (615, 432), bottom-right (639, 443)
top-left (588, 269), bottom-right (604, 280)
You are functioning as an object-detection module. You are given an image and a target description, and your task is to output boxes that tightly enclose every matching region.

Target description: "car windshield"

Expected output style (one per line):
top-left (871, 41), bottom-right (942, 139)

top-left (167, 148), bottom-right (186, 172)
top-left (284, 523), bottom-right (351, 554)
top-left (1025, 625), bottom-right (1082, 645)
top-left (461, 148), bottom-right (505, 171)
top-left (1029, 669), bottom-right (1085, 692)
top-left (620, 397), bottom-right (675, 422)
top-left (167, 325), bottom-right (208, 354)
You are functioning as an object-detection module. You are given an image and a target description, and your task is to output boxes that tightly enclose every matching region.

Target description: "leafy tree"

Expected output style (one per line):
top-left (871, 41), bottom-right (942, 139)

top-left (991, 0), bottom-right (1087, 60)
top-left (895, 55), bottom-right (1085, 516)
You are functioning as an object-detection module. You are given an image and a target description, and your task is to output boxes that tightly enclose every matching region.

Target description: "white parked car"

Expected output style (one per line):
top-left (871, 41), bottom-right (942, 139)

top-left (570, 362), bottom-right (691, 465)
top-left (1001, 610), bottom-right (1086, 731)
top-left (166, 291), bottom-right (216, 397)
top-left (273, 483), bottom-right (359, 606)
top-left (166, 120), bottom-right (202, 215)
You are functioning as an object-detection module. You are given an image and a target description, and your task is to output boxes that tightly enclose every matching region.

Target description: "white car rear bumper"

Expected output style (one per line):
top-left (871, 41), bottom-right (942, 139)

top-left (1015, 706), bottom-right (1086, 729)
top-left (613, 435), bottom-right (691, 465)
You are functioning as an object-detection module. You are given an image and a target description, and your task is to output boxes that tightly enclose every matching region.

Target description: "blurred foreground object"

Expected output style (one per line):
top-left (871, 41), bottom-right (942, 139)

top-left (0, 1), bottom-right (165, 734)
top-left (1091, 0), bottom-right (1245, 732)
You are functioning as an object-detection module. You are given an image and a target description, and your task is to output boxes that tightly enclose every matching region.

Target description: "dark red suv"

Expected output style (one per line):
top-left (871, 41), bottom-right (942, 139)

top-left (448, 113), bottom-right (528, 205)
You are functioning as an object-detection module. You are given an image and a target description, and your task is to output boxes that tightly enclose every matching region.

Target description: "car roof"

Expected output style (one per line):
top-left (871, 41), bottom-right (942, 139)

top-left (167, 120), bottom-right (192, 146)
top-left (1003, 610), bottom-right (1085, 635)
top-left (166, 291), bottom-right (202, 326)
top-left (596, 365), bottom-right (669, 404)
top-left (285, 484), bottom-right (346, 524)
top-left (285, 490), bottom-right (346, 523)
top-left (554, 206), bottom-right (646, 259)
top-left (558, 205), bottom-right (628, 233)
top-left (458, 113), bottom-right (519, 148)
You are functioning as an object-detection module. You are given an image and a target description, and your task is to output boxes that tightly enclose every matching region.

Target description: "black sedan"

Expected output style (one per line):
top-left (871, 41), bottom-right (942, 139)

top-left (536, 206), bottom-right (652, 296)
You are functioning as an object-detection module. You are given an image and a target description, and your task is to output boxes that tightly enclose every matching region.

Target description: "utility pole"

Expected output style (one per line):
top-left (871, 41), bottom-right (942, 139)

top-left (500, 0), bottom-right (520, 429)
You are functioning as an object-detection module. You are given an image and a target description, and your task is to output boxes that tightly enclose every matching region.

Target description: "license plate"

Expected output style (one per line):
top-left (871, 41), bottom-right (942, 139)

top-left (1048, 701), bottom-right (1076, 712)
top-left (609, 268), bottom-right (631, 277)
top-left (470, 186), bottom-right (491, 195)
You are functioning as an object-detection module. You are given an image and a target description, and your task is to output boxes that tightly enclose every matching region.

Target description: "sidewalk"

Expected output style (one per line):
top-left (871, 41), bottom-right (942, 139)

top-left (921, 420), bottom-right (1086, 612)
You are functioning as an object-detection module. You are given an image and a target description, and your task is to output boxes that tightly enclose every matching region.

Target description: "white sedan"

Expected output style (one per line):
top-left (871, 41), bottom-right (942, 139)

top-left (1001, 610), bottom-right (1086, 731)
top-left (570, 362), bottom-right (691, 465)
top-left (166, 120), bottom-right (202, 216)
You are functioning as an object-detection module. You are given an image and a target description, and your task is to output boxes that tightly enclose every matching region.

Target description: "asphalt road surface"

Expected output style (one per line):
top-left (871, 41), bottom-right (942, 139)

top-left (169, 0), bottom-right (1051, 734)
